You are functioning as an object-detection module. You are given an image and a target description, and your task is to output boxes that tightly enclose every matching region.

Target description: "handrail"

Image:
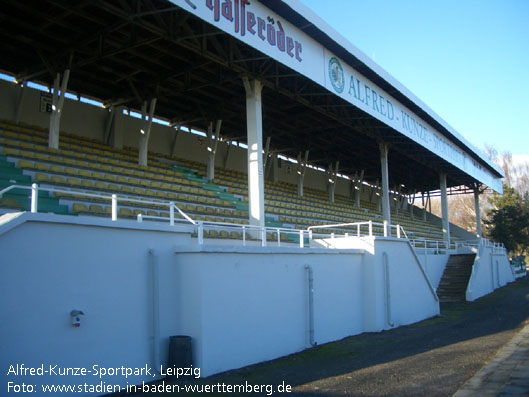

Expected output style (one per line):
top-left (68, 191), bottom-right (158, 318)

top-left (2, 184), bottom-right (508, 255)
top-left (194, 221), bottom-right (305, 247)
top-left (0, 183), bottom-right (196, 225)
top-left (307, 220), bottom-right (407, 239)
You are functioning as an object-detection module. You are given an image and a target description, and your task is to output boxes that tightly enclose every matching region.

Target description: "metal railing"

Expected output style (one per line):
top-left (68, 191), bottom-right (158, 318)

top-left (0, 183), bottom-right (305, 247)
top-left (409, 238), bottom-right (451, 253)
top-left (306, 220), bottom-right (408, 240)
top-left (0, 183), bottom-right (510, 254)
top-left (0, 183), bottom-right (196, 226)
top-left (194, 221), bottom-right (306, 247)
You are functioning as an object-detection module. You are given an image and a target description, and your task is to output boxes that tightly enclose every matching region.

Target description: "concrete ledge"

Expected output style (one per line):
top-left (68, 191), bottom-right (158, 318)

top-left (0, 211), bottom-right (195, 237)
top-left (175, 244), bottom-right (365, 255)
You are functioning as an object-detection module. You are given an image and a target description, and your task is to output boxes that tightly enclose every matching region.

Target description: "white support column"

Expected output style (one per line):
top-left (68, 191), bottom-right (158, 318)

top-left (15, 80), bottom-right (26, 125)
top-left (370, 179), bottom-right (378, 204)
top-left (243, 78), bottom-right (265, 230)
top-left (409, 192), bottom-right (416, 220)
top-left (349, 175), bottom-right (355, 200)
top-left (103, 105), bottom-right (116, 145)
top-left (104, 105), bottom-right (125, 149)
top-left (263, 137), bottom-right (272, 180)
top-left (263, 136), bottom-right (271, 169)
top-left (422, 192), bottom-right (428, 221)
top-left (206, 120), bottom-right (222, 181)
top-left (379, 142), bottom-right (391, 237)
top-left (355, 170), bottom-right (364, 208)
top-left (223, 139), bottom-right (232, 170)
top-left (328, 161), bottom-right (339, 203)
top-left (138, 98), bottom-right (157, 167)
top-left (297, 150), bottom-right (309, 197)
top-left (440, 173), bottom-right (450, 245)
top-left (48, 69), bottom-right (70, 149)
top-left (271, 153), bottom-right (279, 183)
top-left (170, 124), bottom-right (182, 158)
top-left (394, 185), bottom-right (402, 214)
top-left (474, 187), bottom-right (482, 238)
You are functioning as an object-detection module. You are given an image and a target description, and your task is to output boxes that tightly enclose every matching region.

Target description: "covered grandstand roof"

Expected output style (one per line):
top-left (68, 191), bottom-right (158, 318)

top-left (0, 0), bottom-right (503, 194)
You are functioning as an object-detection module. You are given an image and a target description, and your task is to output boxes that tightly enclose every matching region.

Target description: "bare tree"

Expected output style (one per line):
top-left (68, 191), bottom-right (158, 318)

top-left (427, 148), bottom-right (529, 234)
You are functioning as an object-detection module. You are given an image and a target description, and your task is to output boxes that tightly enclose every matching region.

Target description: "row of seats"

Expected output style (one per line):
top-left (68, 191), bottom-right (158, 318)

top-left (0, 119), bottom-right (451, 242)
top-left (208, 166), bottom-right (445, 240)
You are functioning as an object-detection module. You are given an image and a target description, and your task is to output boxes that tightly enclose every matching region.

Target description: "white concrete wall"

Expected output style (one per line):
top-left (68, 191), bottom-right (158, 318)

top-left (416, 252), bottom-right (451, 289)
top-left (310, 236), bottom-right (440, 331)
top-left (0, 213), bottom-right (192, 395)
top-left (1, 212), bottom-right (444, 394)
top-left (173, 246), bottom-right (365, 377)
top-left (466, 244), bottom-right (516, 301)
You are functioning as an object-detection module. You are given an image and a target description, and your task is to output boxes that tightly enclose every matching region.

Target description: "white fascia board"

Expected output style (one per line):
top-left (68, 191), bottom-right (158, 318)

top-left (279, 0), bottom-right (504, 179)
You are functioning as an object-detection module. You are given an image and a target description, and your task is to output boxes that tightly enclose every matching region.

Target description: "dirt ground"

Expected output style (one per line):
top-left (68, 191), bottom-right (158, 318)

top-left (124, 276), bottom-right (529, 397)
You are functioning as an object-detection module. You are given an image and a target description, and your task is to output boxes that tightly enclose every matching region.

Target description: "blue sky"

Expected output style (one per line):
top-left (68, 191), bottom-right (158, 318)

top-left (300, 0), bottom-right (529, 160)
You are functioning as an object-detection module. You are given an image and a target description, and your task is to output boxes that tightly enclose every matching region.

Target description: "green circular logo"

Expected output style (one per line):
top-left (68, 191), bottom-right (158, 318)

top-left (329, 57), bottom-right (344, 94)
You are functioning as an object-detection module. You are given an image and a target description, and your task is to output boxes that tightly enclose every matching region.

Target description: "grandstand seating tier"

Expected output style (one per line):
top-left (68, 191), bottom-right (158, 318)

top-left (0, 119), bottom-right (456, 242)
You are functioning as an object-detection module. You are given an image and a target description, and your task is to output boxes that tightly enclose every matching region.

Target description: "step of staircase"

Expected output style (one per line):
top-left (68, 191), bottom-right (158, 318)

top-left (436, 254), bottom-right (476, 303)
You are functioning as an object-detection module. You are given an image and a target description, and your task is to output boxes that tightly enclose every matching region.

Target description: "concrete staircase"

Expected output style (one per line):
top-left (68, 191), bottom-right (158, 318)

top-left (437, 254), bottom-right (476, 302)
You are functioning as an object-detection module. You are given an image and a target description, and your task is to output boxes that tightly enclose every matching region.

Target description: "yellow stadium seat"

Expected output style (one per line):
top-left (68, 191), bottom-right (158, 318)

top-left (229, 231), bottom-right (241, 239)
top-left (63, 167), bottom-right (77, 175)
top-left (133, 209), bottom-right (145, 217)
top-left (89, 204), bottom-right (105, 214)
top-left (49, 165), bottom-right (63, 173)
top-left (62, 157), bottom-right (76, 166)
top-left (94, 181), bottom-right (107, 190)
top-left (50, 175), bottom-right (65, 184)
top-left (66, 178), bottom-right (82, 187)
top-left (0, 197), bottom-right (22, 209)
top-left (17, 159), bottom-right (33, 169)
top-left (207, 230), bottom-right (219, 238)
top-left (33, 152), bottom-right (47, 161)
top-left (72, 203), bottom-right (89, 213)
top-left (118, 208), bottom-right (133, 217)
top-left (74, 160), bottom-right (89, 168)
top-left (81, 180), bottom-right (94, 189)
top-left (18, 150), bottom-right (34, 159)
top-left (166, 192), bottom-right (178, 200)
top-left (34, 173), bottom-right (49, 183)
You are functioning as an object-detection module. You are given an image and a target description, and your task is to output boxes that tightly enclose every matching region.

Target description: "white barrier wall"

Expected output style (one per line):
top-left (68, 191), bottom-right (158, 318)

top-left (416, 252), bottom-right (451, 289)
top-left (311, 236), bottom-right (440, 331)
top-left (466, 244), bottom-right (515, 301)
top-left (0, 213), bottom-right (193, 395)
top-left (1, 213), bottom-right (443, 395)
top-left (174, 246), bottom-right (365, 376)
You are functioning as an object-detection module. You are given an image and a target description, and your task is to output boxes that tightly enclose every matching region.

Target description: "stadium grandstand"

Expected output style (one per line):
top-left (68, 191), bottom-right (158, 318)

top-left (0, 0), bottom-right (519, 393)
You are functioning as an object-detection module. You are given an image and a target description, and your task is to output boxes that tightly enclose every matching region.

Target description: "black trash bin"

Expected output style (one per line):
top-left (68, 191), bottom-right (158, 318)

top-left (167, 335), bottom-right (193, 380)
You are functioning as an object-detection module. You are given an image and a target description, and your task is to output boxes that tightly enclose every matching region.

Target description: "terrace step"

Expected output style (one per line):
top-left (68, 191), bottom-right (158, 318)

top-left (436, 254), bottom-right (476, 302)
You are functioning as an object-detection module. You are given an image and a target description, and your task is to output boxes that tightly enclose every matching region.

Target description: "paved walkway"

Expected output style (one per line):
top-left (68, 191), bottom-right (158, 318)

top-left (454, 322), bottom-right (529, 396)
